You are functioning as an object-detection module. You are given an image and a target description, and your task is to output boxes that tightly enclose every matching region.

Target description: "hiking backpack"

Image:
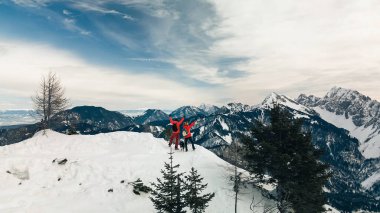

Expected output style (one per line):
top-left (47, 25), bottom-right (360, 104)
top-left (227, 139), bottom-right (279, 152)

top-left (172, 124), bottom-right (178, 132)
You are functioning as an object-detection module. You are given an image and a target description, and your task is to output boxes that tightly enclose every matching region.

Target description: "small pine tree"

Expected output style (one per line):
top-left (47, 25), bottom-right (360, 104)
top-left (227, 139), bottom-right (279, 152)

top-left (150, 151), bottom-right (185, 213)
top-left (184, 167), bottom-right (215, 213)
top-left (174, 174), bottom-right (186, 213)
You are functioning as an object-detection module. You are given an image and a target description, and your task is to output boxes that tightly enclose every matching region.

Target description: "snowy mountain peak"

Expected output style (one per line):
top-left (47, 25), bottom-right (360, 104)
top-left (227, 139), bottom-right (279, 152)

top-left (225, 102), bottom-right (253, 112)
top-left (143, 109), bottom-right (167, 116)
top-left (261, 92), bottom-right (281, 105)
top-left (296, 87), bottom-right (380, 159)
top-left (198, 104), bottom-right (220, 115)
top-left (261, 92), bottom-right (315, 115)
top-left (134, 109), bottom-right (169, 125)
top-left (170, 105), bottom-right (206, 119)
top-left (325, 86), bottom-right (371, 102)
top-left (296, 94), bottom-right (321, 107)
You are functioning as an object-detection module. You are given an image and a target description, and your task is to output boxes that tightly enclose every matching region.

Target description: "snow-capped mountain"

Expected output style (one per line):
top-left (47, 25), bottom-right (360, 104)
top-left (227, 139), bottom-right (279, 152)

top-left (184, 93), bottom-right (380, 212)
top-left (1, 88), bottom-right (380, 211)
top-left (296, 87), bottom-right (380, 159)
top-left (0, 130), bottom-right (273, 212)
top-left (198, 104), bottom-right (220, 115)
top-left (134, 109), bottom-right (169, 125)
top-left (262, 92), bottom-right (317, 116)
top-left (217, 102), bottom-right (254, 114)
top-left (170, 106), bottom-right (206, 119)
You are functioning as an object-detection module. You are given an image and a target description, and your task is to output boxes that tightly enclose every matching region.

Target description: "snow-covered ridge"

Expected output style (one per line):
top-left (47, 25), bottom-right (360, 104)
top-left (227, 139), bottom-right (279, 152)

top-left (296, 86), bottom-right (380, 159)
top-left (134, 109), bottom-right (169, 125)
top-left (198, 104), bottom-right (220, 115)
top-left (262, 92), bottom-right (316, 116)
top-left (170, 105), bottom-right (206, 118)
top-left (0, 130), bottom-right (271, 213)
top-left (225, 102), bottom-right (253, 113)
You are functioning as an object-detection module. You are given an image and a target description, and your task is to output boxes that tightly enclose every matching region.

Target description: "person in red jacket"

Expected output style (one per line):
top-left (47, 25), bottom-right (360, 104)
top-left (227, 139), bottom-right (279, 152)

top-left (183, 121), bottom-right (196, 151)
top-left (169, 116), bottom-right (184, 150)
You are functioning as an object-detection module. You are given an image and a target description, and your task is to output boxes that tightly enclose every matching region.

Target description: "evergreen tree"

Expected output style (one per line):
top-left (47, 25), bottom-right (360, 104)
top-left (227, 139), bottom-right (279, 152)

top-left (174, 174), bottom-right (186, 213)
top-left (242, 104), bottom-right (331, 213)
top-left (184, 167), bottom-right (215, 213)
top-left (150, 151), bottom-right (185, 213)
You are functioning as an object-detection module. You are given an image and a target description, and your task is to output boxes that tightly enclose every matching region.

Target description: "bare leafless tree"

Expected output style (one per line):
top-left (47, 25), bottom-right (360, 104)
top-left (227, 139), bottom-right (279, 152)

top-left (32, 72), bottom-right (69, 129)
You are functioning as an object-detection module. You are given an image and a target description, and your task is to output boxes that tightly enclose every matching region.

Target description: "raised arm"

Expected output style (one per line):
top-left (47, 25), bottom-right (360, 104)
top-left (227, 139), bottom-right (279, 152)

top-left (178, 117), bottom-right (185, 125)
top-left (189, 121), bottom-right (196, 128)
top-left (169, 117), bottom-right (174, 124)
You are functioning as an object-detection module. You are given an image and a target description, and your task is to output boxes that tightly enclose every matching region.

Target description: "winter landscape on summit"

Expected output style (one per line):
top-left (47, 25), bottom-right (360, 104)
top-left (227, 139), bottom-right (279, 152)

top-left (1, 0), bottom-right (380, 212)
top-left (0, 130), bottom-right (273, 213)
top-left (1, 87), bottom-right (379, 212)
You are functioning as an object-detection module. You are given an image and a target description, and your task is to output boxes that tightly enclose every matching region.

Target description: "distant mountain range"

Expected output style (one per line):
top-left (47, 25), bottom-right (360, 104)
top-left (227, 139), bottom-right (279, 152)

top-left (0, 110), bottom-right (37, 126)
top-left (0, 109), bottom-right (172, 127)
top-left (0, 87), bottom-right (379, 212)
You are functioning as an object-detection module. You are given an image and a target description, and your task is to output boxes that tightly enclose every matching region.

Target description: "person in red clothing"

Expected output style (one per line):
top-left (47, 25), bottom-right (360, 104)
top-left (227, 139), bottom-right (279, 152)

top-left (183, 121), bottom-right (196, 151)
top-left (169, 116), bottom-right (184, 150)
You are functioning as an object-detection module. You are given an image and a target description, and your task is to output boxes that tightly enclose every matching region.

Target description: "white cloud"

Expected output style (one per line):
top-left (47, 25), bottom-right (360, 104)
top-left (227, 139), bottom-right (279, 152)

top-left (204, 0), bottom-right (380, 102)
top-left (5, 0), bottom-right (380, 107)
top-left (72, 0), bottom-right (380, 103)
top-left (123, 14), bottom-right (134, 21)
top-left (62, 9), bottom-right (71, 15)
top-left (63, 18), bottom-right (91, 35)
top-left (0, 38), bottom-right (218, 110)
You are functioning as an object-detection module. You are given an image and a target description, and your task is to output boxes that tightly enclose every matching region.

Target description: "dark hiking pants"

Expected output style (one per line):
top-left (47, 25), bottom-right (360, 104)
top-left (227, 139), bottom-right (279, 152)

top-left (184, 137), bottom-right (195, 151)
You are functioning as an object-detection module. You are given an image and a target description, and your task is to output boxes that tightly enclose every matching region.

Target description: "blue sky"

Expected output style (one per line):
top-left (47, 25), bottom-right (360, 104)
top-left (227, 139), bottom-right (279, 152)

top-left (1, 0), bottom-right (380, 110)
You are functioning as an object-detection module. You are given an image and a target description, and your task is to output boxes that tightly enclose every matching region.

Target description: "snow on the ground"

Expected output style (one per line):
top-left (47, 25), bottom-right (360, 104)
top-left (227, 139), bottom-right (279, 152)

top-left (324, 204), bottom-right (340, 213)
top-left (361, 171), bottom-right (380, 190)
top-left (221, 133), bottom-right (232, 144)
top-left (0, 130), bottom-right (273, 213)
top-left (314, 107), bottom-right (380, 159)
top-left (219, 117), bottom-right (229, 131)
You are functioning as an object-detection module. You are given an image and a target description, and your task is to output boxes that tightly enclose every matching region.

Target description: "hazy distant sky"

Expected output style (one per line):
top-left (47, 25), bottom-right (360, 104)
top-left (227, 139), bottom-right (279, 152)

top-left (1, 0), bottom-right (380, 110)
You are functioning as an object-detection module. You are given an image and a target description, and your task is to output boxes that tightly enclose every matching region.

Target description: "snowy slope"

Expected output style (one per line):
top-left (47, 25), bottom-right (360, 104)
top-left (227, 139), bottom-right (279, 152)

top-left (0, 130), bottom-right (273, 213)
top-left (361, 171), bottom-right (380, 190)
top-left (296, 87), bottom-right (380, 159)
top-left (314, 107), bottom-right (380, 159)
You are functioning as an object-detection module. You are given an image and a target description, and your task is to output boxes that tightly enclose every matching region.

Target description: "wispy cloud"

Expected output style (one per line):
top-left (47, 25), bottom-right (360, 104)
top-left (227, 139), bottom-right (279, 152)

top-left (72, 2), bottom-right (135, 21)
top-left (0, 38), bottom-right (219, 109)
top-left (9, 1), bottom-right (92, 37)
top-left (104, 0), bottom-right (239, 84)
top-left (3, 0), bottom-right (380, 108)
top-left (203, 0), bottom-right (380, 101)
top-left (11, 0), bottom-right (50, 7)
top-left (63, 18), bottom-right (91, 35)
